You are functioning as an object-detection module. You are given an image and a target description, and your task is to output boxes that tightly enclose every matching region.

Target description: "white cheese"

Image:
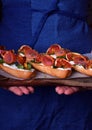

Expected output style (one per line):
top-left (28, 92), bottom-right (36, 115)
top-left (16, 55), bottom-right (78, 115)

top-left (69, 61), bottom-right (75, 65)
top-left (19, 53), bottom-right (25, 57)
top-left (54, 67), bottom-right (71, 70)
top-left (3, 63), bottom-right (34, 72)
top-left (38, 63), bottom-right (71, 70)
top-left (51, 54), bottom-right (57, 59)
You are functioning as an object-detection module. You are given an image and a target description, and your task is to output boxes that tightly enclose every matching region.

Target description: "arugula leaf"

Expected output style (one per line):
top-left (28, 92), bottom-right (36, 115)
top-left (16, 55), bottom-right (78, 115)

top-left (0, 58), bottom-right (4, 64)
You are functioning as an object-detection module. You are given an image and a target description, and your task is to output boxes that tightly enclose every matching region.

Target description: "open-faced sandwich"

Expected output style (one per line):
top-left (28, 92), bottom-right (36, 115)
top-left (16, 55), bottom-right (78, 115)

top-left (66, 52), bottom-right (92, 76)
top-left (46, 43), bottom-right (70, 59)
top-left (31, 53), bottom-right (72, 78)
top-left (0, 46), bottom-right (36, 79)
top-left (18, 44), bottom-right (72, 78)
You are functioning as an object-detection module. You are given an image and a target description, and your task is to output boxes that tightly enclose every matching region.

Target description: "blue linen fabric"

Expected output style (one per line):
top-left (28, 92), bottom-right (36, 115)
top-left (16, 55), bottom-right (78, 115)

top-left (0, 0), bottom-right (92, 130)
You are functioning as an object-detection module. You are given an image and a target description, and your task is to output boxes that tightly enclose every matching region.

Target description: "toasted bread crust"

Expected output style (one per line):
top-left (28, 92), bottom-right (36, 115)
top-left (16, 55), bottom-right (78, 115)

top-left (0, 64), bottom-right (36, 79)
top-left (74, 65), bottom-right (92, 76)
top-left (31, 63), bottom-right (72, 78)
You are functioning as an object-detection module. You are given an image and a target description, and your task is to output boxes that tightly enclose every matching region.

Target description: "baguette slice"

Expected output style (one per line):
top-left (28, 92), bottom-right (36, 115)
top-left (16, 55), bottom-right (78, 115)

top-left (31, 63), bottom-right (72, 78)
top-left (0, 63), bottom-right (36, 79)
top-left (74, 65), bottom-right (92, 76)
top-left (66, 52), bottom-right (92, 76)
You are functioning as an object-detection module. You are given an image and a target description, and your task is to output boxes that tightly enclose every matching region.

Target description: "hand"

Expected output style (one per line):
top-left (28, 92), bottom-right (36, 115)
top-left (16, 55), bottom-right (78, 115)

top-left (4, 86), bottom-right (34, 96)
top-left (55, 86), bottom-right (79, 95)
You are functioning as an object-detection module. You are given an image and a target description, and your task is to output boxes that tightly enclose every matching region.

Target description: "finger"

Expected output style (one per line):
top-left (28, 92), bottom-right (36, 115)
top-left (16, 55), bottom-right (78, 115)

top-left (19, 86), bottom-right (30, 95)
top-left (64, 87), bottom-right (75, 95)
top-left (55, 86), bottom-right (65, 95)
top-left (4, 86), bottom-right (34, 95)
top-left (55, 86), bottom-right (79, 95)
top-left (27, 86), bottom-right (34, 93)
top-left (64, 87), bottom-right (79, 95)
top-left (8, 86), bottom-right (23, 96)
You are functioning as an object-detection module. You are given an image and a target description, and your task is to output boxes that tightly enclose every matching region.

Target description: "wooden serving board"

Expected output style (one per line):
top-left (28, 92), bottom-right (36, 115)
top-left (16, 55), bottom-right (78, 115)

top-left (0, 70), bottom-right (92, 90)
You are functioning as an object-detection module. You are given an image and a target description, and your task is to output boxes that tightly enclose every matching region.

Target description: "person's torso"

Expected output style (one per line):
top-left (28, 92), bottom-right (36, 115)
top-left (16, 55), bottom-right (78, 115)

top-left (0, 0), bottom-right (92, 53)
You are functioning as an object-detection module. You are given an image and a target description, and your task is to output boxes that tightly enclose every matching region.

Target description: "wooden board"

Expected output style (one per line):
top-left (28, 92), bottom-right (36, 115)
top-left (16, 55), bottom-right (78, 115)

top-left (0, 70), bottom-right (92, 90)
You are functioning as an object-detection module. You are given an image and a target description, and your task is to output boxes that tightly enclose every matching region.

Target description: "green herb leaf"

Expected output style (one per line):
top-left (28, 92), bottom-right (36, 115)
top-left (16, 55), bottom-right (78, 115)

top-left (0, 58), bottom-right (4, 64)
top-left (17, 64), bottom-right (24, 69)
top-left (57, 56), bottom-right (66, 59)
top-left (27, 63), bottom-right (32, 70)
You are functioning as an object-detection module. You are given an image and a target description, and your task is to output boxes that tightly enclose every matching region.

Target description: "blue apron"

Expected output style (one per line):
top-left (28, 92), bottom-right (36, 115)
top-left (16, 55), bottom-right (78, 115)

top-left (0, 0), bottom-right (92, 130)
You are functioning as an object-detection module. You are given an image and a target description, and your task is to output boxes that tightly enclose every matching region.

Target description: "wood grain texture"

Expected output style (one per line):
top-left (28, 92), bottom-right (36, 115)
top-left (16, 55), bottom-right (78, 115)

top-left (0, 75), bottom-right (92, 90)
